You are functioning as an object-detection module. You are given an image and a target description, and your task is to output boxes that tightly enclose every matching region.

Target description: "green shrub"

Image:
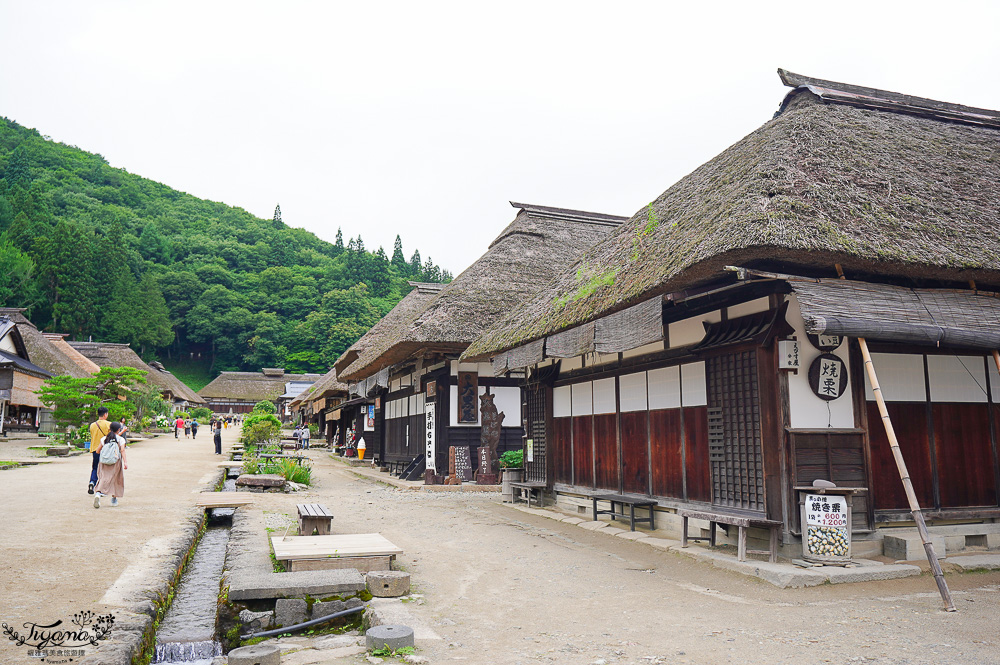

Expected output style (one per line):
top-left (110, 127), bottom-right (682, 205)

top-left (267, 458), bottom-right (312, 485)
top-left (252, 400), bottom-right (277, 414)
top-left (190, 406), bottom-right (212, 421)
top-left (241, 420), bottom-right (280, 446)
top-left (500, 449), bottom-right (523, 469)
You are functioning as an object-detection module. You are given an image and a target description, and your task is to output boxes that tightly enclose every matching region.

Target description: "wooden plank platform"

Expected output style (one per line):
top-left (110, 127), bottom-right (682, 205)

top-left (271, 533), bottom-right (401, 560)
top-left (196, 492), bottom-right (257, 508)
top-left (216, 461), bottom-right (243, 468)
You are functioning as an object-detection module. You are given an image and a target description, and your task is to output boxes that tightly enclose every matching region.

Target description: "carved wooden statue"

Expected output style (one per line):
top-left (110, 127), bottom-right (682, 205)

top-left (477, 393), bottom-right (505, 481)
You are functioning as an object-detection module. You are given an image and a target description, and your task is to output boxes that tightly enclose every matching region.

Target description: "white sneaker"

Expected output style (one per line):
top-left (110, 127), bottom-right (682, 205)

top-left (111, 497), bottom-right (118, 507)
top-left (94, 494), bottom-right (101, 509)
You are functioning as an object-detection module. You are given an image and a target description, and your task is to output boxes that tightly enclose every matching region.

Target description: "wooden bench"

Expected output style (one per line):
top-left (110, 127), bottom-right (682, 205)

top-left (591, 493), bottom-right (657, 531)
top-left (297, 503), bottom-right (334, 536)
top-left (510, 481), bottom-right (547, 508)
top-left (678, 509), bottom-right (781, 562)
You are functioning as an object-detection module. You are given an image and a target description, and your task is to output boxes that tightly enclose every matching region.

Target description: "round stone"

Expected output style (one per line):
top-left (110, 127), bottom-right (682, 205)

top-left (366, 624), bottom-right (415, 652)
top-left (228, 642), bottom-right (280, 665)
top-left (366, 570), bottom-right (411, 597)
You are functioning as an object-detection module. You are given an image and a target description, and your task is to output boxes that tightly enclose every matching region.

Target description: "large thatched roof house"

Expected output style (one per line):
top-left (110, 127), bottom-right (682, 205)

top-left (461, 70), bottom-right (1000, 560)
top-left (69, 341), bottom-right (205, 409)
top-left (0, 314), bottom-right (52, 433)
top-left (198, 368), bottom-right (322, 418)
top-left (333, 203), bottom-right (626, 475)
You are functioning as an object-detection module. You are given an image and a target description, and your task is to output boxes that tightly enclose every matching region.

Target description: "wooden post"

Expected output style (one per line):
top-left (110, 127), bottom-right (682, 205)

top-left (858, 339), bottom-right (956, 612)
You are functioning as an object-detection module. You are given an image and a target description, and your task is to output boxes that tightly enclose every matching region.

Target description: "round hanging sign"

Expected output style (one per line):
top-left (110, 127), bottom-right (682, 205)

top-left (806, 333), bottom-right (843, 352)
top-left (808, 353), bottom-right (848, 401)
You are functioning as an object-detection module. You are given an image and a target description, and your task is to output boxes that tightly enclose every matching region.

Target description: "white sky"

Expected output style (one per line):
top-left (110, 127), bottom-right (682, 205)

top-left (2, 1), bottom-right (999, 275)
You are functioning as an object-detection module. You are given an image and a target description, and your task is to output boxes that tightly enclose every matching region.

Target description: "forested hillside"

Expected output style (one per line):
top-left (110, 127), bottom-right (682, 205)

top-left (0, 117), bottom-right (450, 374)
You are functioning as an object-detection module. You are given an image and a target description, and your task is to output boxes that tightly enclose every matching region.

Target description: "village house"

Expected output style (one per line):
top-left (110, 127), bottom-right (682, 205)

top-left (333, 203), bottom-right (626, 478)
top-left (462, 70), bottom-right (1000, 558)
top-left (69, 341), bottom-right (206, 412)
top-left (0, 315), bottom-right (52, 434)
top-left (288, 367), bottom-right (349, 440)
top-left (198, 368), bottom-right (321, 418)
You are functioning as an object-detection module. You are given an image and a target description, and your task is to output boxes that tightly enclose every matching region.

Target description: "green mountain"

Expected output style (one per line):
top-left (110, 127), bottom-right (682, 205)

top-left (0, 117), bottom-right (450, 375)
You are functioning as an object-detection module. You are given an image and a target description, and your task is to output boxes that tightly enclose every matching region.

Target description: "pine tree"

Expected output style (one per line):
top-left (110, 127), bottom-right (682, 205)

top-left (355, 235), bottom-right (365, 253)
top-left (132, 272), bottom-right (174, 354)
top-left (409, 250), bottom-right (421, 277)
top-left (368, 248), bottom-right (391, 297)
top-left (423, 256), bottom-right (441, 282)
top-left (273, 204), bottom-right (282, 227)
top-left (334, 227), bottom-right (344, 253)
top-left (35, 220), bottom-right (97, 336)
top-left (3, 145), bottom-right (31, 187)
top-left (391, 235), bottom-right (407, 272)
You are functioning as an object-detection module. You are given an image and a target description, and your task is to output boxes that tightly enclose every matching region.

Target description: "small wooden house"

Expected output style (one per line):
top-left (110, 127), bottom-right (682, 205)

top-left (70, 341), bottom-right (206, 411)
top-left (463, 71), bottom-right (1000, 555)
top-left (198, 368), bottom-right (321, 417)
top-left (290, 367), bottom-right (349, 441)
top-left (334, 203), bottom-right (626, 477)
top-left (0, 315), bottom-right (52, 433)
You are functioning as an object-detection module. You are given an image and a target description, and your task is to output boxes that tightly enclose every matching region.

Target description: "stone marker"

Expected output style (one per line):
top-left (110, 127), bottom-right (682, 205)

top-left (236, 473), bottom-right (285, 488)
top-left (228, 643), bottom-right (280, 665)
top-left (274, 598), bottom-right (308, 627)
top-left (367, 570), bottom-right (411, 598)
top-left (366, 624), bottom-right (415, 652)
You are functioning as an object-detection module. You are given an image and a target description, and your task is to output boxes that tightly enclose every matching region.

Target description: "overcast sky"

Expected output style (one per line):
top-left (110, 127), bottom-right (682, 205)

top-left (3, 1), bottom-right (999, 275)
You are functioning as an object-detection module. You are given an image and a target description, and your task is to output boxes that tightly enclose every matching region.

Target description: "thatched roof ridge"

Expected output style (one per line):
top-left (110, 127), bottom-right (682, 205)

top-left (43, 334), bottom-right (101, 375)
top-left (0, 309), bottom-right (91, 378)
top-left (463, 71), bottom-right (1000, 360)
top-left (304, 366), bottom-right (348, 404)
top-left (337, 205), bottom-right (625, 380)
top-left (68, 341), bottom-right (205, 404)
top-left (333, 282), bottom-right (447, 379)
top-left (198, 370), bottom-right (322, 402)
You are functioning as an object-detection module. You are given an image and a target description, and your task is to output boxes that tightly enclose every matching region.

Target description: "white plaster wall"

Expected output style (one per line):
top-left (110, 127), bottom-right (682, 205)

top-left (668, 310), bottom-right (722, 348)
top-left (727, 297), bottom-right (771, 319)
top-left (680, 362), bottom-right (707, 407)
top-left (648, 366), bottom-right (681, 409)
top-left (786, 295), bottom-right (855, 428)
top-left (593, 378), bottom-right (616, 414)
top-left (619, 372), bottom-right (648, 412)
top-left (863, 353), bottom-right (926, 402)
top-left (0, 334), bottom-right (16, 354)
top-left (926, 355), bottom-right (989, 403)
top-left (553, 385), bottom-right (572, 417)
top-left (571, 382), bottom-right (593, 416)
top-left (559, 356), bottom-right (584, 373)
top-left (449, 385), bottom-right (520, 426)
top-left (623, 342), bottom-right (663, 360)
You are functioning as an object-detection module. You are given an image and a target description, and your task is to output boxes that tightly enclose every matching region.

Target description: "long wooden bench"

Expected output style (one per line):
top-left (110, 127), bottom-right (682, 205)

top-left (510, 481), bottom-right (547, 508)
top-left (678, 508), bottom-right (781, 562)
top-left (297, 503), bottom-right (334, 536)
top-left (591, 493), bottom-right (657, 531)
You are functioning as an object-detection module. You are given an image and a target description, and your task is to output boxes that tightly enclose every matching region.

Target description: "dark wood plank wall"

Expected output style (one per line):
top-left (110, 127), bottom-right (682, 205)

top-left (649, 409), bottom-right (683, 498)
top-left (932, 403), bottom-right (997, 508)
top-left (552, 417), bottom-right (573, 485)
top-left (684, 405), bottom-right (712, 503)
top-left (789, 430), bottom-right (870, 531)
top-left (573, 417), bottom-right (594, 488)
top-left (593, 414), bottom-right (619, 491)
top-left (868, 402), bottom-right (934, 510)
top-left (620, 411), bottom-right (649, 494)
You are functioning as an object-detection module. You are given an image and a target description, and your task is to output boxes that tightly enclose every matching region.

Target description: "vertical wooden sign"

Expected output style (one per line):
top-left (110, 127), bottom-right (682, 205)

top-left (425, 402), bottom-right (436, 473)
top-left (458, 372), bottom-right (478, 423)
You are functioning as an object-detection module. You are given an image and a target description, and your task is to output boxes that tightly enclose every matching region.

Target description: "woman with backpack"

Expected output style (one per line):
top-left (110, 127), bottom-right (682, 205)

top-left (93, 421), bottom-right (128, 508)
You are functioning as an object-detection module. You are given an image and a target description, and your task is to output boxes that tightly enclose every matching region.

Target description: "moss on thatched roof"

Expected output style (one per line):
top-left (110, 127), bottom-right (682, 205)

top-left (300, 366), bottom-right (348, 407)
top-left (68, 341), bottom-right (205, 404)
top-left (198, 370), bottom-right (322, 402)
top-left (463, 71), bottom-right (1000, 361)
top-left (0, 309), bottom-right (91, 378)
top-left (43, 334), bottom-right (101, 375)
top-left (336, 205), bottom-right (625, 381)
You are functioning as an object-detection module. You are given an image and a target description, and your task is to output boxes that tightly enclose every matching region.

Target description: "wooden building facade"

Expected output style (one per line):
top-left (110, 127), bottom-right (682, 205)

top-left (464, 71), bottom-right (1000, 553)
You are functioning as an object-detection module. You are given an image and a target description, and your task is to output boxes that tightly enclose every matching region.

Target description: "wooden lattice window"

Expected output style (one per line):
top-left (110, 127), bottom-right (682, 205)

top-left (707, 351), bottom-right (764, 512)
top-left (523, 385), bottom-right (547, 484)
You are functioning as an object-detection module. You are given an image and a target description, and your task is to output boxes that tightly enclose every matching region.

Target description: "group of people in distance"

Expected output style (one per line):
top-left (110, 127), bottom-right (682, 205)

top-left (86, 409), bottom-right (237, 508)
top-left (292, 424), bottom-right (311, 449)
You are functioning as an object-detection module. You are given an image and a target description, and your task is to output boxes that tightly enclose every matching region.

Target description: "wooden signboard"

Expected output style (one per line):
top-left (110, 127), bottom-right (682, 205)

top-left (453, 445), bottom-right (473, 481)
top-left (458, 372), bottom-right (478, 423)
top-left (808, 353), bottom-right (848, 401)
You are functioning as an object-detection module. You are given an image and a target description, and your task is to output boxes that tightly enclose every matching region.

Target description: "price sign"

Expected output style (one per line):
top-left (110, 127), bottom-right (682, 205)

top-left (804, 493), bottom-right (850, 559)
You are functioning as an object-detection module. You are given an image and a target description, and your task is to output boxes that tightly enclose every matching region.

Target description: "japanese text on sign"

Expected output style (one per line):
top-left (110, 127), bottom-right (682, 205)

top-left (805, 493), bottom-right (848, 528)
top-left (425, 403), bottom-right (436, 473)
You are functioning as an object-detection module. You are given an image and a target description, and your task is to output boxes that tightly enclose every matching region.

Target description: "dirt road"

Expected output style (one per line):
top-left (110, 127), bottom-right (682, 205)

top-left (251, 454), bottom-right (1000, 665)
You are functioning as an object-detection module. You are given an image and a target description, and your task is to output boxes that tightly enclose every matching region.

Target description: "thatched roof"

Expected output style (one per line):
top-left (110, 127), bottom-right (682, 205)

top-left (43, 334), bottom-right (101, 375)
top-left (0, 309), bottom-right (91, 378)
top-left (333, 282), bottom-right (446, 379)
top-left (296, 366), bottom-right (348, 407)
top-left (336, 205), bottom-right (626, 381)
top-left (198, 370), bottom-right (322, 403)
top-left (463, 70), bottom-right (1000, 360)
top-left (68, 341), bottom-right (205, 404)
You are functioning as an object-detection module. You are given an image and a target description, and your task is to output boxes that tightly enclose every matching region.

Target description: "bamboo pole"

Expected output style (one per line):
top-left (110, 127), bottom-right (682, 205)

top-left (993, 350), bottom-right (1000, 378)
top-left (832, 265), bottom-right (955, 611)
top-left (857, 337), bottom-right (956, 611)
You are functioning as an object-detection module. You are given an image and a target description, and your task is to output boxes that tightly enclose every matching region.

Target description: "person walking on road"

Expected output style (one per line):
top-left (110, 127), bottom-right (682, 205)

top-left (191, 418), bottom-right (199, 439)
top-left (184, 417), bottom-right (191, 438)
top-left (301, 424), bottom-right (310, 450)
top-left (93, 421), bottom-right (128, 508)
top-left (174, 415), bottom-right (184, 439)
top-left (87, 407), bottom-right (112, 495)
top-left (213, 420), bottom-right (222, 455)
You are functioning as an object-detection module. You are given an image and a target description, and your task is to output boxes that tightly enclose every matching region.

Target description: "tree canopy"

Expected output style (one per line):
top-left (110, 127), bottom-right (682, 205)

top-left (0, 117), bottom-right (452, 374)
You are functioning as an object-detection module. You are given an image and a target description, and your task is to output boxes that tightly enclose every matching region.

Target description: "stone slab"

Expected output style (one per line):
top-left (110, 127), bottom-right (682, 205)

top-left (46, 446), bottom-right (71, 456)
top-left (644, 538), bottom-right (681, 550)
top-left (709, 553), bottom-right (828, 588)
top-left (365, 598), bottom-right (442, 641)
top-left (275, 598), bottom-right (309, 627)
top-left (230, 643), bottom-right (280, 665)
top-left (577, 521), bottom-right (611, 531)
top-left (614, 531), bottom-right (651, 541)
top-left (823, 563), bottom-right (921, 584)
top-left (946, 554), bottom-right (1000, 571)
top-left (236, 473), bottom-right (285, 488)
top-left (560, 516), bottom-right (586, 525)
top-left (227, 567), bottom-right (365, 601)
top-left (883, 533), bottom-right (946, 561)
top-left (312, 597), bottom-right (364, 619)
top-left (367, 570), bottom-right (411, 597)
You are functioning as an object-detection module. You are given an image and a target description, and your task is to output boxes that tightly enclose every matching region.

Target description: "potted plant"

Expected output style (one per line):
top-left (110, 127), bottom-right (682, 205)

top-left (499, 450), bottom-right (524, 503)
